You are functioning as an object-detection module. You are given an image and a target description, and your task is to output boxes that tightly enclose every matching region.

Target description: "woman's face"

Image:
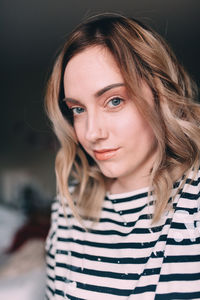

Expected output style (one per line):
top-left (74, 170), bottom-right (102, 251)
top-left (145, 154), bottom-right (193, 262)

top-left (63, 46), bottom-right (157, 193)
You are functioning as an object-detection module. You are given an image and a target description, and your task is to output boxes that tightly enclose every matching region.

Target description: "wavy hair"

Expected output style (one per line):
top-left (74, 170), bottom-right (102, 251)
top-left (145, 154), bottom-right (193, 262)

top-left (45, 13), bottom-right (200, 224)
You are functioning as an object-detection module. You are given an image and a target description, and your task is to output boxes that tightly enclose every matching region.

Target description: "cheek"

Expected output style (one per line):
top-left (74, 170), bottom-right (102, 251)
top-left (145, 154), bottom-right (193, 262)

top-left (113, 111), bottom-right (145, 136)
top-left (116, 111), bottom-right (155, 145)
top-left (74, 122), bottom-right (86, 146)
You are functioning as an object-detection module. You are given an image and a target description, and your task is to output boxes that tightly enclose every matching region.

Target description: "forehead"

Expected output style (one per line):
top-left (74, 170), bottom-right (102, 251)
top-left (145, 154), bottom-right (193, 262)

top-left (63, 46), bottom-right (123, 97)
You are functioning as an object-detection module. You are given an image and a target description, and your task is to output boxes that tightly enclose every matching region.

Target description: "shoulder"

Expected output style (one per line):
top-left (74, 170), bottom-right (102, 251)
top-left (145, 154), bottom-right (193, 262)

top-left (45, 197), bottom-right (59, 253)
top-left (183, 165), bottom-right (200, 198)
top-left (51, 197), bottom-right (60, 219)
top-left (170, 166), bottom-right (200, 246)
top-left (175, 165), bottom-right (200, 215)
top-left (47, 185), bottom-right (77, 234)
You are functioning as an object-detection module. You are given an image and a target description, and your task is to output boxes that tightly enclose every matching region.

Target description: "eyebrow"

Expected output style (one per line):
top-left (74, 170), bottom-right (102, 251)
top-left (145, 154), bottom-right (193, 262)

top-left (95, 83), bottom-right (124, 97)
top-left (63, 83), bottom-right (124, 104)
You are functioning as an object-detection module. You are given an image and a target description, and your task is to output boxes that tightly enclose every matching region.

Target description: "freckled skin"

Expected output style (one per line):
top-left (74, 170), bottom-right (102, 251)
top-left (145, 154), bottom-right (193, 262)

top-left (64, 46), bottom-right (158, 194)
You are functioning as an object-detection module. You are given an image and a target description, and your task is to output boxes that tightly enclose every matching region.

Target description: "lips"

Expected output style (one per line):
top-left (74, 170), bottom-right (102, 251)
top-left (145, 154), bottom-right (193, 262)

top-left (93, 148), bottom-right (119, 161)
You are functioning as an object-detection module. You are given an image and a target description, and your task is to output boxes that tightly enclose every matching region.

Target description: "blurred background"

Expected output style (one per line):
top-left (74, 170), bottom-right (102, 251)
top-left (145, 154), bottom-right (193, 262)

top-left (0, 0), bottom-right (200, 299)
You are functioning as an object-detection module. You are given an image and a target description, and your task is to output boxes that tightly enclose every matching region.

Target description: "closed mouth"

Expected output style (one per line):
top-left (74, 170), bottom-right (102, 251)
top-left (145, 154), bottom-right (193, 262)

top-left (93, 148), bottom-right (119, 161)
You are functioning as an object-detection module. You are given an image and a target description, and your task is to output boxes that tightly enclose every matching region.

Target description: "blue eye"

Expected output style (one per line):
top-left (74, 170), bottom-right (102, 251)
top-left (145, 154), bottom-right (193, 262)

top-left (71, 107), bottom-right (85, 115)
top-left (108, 97), bottom-right (123, 107)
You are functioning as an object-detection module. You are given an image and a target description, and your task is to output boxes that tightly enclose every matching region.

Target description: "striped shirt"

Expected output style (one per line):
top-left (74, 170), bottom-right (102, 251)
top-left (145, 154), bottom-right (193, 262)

top-left (45, 168), bottom-right (200, 299)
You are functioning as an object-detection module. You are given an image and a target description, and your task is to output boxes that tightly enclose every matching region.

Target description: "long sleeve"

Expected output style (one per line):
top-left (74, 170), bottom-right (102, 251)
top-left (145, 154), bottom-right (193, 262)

top-left (45, 199), bottom-right (59, 299)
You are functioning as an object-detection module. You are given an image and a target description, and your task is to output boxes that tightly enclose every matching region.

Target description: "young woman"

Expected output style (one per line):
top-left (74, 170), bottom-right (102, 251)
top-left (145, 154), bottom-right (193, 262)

top-left (45, 13), bottom-right (200, 299)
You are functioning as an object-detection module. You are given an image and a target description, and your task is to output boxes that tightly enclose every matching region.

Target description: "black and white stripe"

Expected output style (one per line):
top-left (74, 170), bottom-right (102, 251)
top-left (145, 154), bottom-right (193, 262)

top-left (45, 168), bottom-right (200, 299)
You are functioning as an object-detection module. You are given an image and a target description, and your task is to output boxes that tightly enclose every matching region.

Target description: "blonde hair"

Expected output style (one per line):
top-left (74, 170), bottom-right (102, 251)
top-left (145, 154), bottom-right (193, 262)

top-left (45, 13), bottom-right (200, 224)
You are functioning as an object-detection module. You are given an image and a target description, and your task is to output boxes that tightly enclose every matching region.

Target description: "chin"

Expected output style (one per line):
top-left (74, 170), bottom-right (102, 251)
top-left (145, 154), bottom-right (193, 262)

top-left (98, 165), bottom-right (122, 179)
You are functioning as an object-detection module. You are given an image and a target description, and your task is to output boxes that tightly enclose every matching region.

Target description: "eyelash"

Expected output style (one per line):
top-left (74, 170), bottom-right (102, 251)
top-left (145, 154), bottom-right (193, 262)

top-left (107, 97), bottom-right (124, 108)
top-left (69, 96), bottom-right (124, 115)
top-left (71, 106), bottom-right (85, 115)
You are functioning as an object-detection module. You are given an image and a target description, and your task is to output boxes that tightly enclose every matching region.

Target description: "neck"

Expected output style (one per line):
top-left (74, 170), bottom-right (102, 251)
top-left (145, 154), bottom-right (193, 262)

top-left (108, 173), bottom-right (150, 195)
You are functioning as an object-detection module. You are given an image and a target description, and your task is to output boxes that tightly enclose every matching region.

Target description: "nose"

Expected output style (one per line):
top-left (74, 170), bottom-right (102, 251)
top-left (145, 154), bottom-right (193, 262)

top-left (85, 111), bottom-right (108, 143)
